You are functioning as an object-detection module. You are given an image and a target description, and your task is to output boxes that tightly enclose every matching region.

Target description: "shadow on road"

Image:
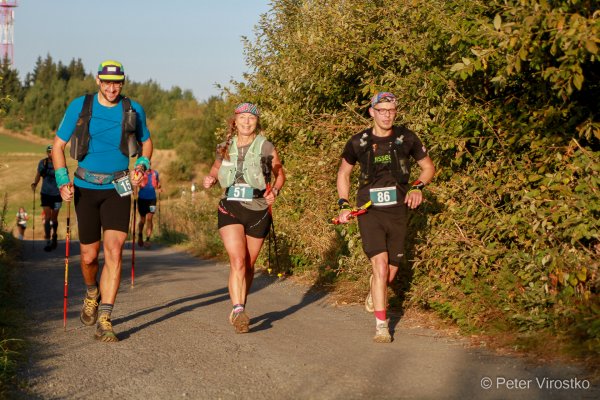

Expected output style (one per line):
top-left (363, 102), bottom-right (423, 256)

top-left (250, 277), bottom-right (327, 333)
top-left (114, 287), bottom-right (231, 339)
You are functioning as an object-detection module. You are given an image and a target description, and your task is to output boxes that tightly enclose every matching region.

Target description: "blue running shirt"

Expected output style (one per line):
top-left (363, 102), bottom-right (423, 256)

top-left (56, 94), bottom-right (151, 190)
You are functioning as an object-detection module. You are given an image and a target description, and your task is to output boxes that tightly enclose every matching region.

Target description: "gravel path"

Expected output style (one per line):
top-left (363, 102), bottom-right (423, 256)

top-left (16, 241), bottom-right (598, 399)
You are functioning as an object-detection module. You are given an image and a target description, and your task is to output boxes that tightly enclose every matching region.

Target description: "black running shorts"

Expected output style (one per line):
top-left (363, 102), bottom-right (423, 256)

top-left (357, 205), bottom-right (408, 267)
top-left (137, 198), bottom-right (157, 217)
top-left (217, 199), bottom-right (272, 239)
top-left (75, 186), bottom-right (131, 244)
top-left (40, 193), bottom-right (63, 210)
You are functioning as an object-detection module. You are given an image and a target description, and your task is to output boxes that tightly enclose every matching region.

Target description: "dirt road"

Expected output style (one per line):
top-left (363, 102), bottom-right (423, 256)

top-left (16, 241), bottom-right (597, 399)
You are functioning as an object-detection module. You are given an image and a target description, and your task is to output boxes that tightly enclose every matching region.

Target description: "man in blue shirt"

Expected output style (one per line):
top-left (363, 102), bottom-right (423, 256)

top-left (51, 60), bottom-right (153, 342)
top-left (31, 144), bottom-right (62, 251)
top-left (137, 168), bottom-right (161, 248)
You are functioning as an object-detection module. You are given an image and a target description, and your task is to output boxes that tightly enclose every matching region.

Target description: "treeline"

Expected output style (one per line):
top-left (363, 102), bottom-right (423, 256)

top-left (227, 0), bottom-right (598, 352)
top-left (0, 55), bottom-right (226, 180)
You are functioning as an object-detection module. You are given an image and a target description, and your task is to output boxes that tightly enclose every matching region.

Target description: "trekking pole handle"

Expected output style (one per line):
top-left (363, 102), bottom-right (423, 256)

top-left (331, 201), bottom-right (372, 225)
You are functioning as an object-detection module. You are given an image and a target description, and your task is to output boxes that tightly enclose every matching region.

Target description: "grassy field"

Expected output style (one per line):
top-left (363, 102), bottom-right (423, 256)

top-left (0, 131), bottom-right (59, 241)
top-left (0, 134), bottom-right (47, 154)
top-left (0, 128), bottom-right (180, 243)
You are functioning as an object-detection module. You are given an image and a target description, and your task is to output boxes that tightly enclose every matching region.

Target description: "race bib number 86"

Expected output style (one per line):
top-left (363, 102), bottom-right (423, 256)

top-left (369, 186), bottom-right (397, 206)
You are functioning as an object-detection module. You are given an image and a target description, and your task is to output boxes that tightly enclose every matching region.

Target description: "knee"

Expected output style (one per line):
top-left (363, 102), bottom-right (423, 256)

top-left (103, 242), bottom-right (124, 260)
top-left (372, 262), bottom-right (389, 281)
top-left (229, 256), bottom-right (247, 272)
top-left (81, 250), bottom-right (99, 266)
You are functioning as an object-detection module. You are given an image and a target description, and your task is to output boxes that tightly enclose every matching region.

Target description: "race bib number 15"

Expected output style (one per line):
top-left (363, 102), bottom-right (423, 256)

top-left (113, 175), bottom-right (133, 197)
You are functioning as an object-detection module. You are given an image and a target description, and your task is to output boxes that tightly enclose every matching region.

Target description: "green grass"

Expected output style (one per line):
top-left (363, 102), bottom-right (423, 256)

top-left (0, 134), bottom-right (47, 154)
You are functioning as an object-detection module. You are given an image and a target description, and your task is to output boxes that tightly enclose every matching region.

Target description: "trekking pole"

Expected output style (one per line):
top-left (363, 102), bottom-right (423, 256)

top-left (63, 199), bottom-right (71, 331)
top-left (131, 186), bottom-right (138, 288)
top-left (261, 156), bottom-right (282, 273)
top-left (157, 191), bottom-right (161, 236)
top-left (32, 188), bottom-right (35, 250)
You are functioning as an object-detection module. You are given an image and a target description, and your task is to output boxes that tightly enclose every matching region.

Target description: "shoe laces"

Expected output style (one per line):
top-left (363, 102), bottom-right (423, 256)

top-left (98, 314), bottom-right (113, 331)
top-left (83, 296), bottom-right (99, 314)
top-left (375, 322), bottom-right (390, 335)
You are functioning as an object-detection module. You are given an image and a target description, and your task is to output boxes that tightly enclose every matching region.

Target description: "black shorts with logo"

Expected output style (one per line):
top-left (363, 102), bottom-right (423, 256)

top-left (357, 204), bottom-right (408, 267)
top-left (217, 199), bottom-right (272, 239)
top-left (75, 186), bottom-right (131, 244)
top-left (40, 193), bottom-right (63, 210)
top-left (138, 198), bottom-right (157, 217)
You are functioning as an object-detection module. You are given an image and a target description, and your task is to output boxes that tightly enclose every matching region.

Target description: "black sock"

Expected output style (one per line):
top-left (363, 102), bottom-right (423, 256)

top-left (44, 220), bottom-right (51, 238)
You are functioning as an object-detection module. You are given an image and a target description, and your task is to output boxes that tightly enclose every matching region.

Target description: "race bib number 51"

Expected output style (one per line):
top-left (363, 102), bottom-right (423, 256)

top-left (113, 175), bottom-right (133, 197)
top-left (369, 186), bottom-right (397, 206)
top-left (227, 183), bottom-right (253, 202)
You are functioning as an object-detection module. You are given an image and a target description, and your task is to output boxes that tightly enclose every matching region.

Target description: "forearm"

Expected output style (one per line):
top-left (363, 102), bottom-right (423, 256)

top-left (272, 166), bottom-right (285, 190)
top-left (141, 138), bottom-right (153, 160)
top-left (208, 163), bottom-right (220, 179)
top-left (336, 159), bottom-right (353, 201)
top-left (415, 156), bottom-right (435, 185)
top-left (51, 136), bottom-right (68, 170)
top-left (336, 171), bottom-right (351, 200)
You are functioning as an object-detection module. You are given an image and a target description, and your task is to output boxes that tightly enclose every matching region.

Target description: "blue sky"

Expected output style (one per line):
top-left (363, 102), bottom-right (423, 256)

top-left (12, 0), bottom-right (271, 101)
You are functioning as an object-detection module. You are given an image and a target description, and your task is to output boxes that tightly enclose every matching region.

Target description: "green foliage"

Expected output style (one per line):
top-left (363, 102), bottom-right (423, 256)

top-left (0, 229), bottom-right (26, 396)
top-left (233, 0), bottom-right (600, 352)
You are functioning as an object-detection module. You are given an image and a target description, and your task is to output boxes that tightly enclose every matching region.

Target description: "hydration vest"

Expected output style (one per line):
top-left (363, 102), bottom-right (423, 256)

top-left (352, 126), bottom-right (412, 186)
top-left (218, 135), bottom-right (267, 190)
top-left (141, 170), bottom-right (159, 188)
top-left (69, 94), bottom-right (141, 161)
top-left (40, 158), bottom-right (52, 178)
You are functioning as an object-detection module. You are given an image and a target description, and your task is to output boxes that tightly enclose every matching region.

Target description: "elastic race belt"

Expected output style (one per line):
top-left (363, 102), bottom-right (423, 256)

top-left (224, 187), bottom-right (266, 198)
top-left (75, 167), bottom-right (129, 185)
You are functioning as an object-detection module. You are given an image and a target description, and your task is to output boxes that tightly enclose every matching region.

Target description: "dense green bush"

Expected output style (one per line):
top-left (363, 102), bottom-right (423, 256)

top-left (231, 0), bottom-right (599, 351)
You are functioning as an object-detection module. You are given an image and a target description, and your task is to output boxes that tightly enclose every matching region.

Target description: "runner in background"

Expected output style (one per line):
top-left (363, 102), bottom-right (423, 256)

top-left (203, 102), bottom-right (285, 334)
top-left (15, 206), bottom-right (29, 240)
top-left (31, 145), bottom-right (63, 251)
top-left (137, 168), bottom-right (161, 248)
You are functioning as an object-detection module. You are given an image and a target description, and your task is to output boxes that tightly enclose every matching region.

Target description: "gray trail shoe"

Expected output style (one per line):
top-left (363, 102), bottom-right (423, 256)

top-left (80, 292), bottom-right (100, 326)
top-left (373, 321), bottom-right (392, 343)
top-left (231, 310), bottom-right (250, 334)
top-left (95, 314), bottom-right (119, 342)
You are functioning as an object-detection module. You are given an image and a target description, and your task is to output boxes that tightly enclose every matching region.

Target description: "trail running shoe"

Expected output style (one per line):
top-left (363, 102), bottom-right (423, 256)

top-left (95, 314), bottom-right (118, 342)
top-left (51, 234), bottom-right (58, 250)
top-left (137, 233), bottom-right (144, 247)
top-left (43, 240), bottom-right (52, 252)
top-left (80, 292), bottom-right (100, 326)
top-left (365, 275), bottom-right (374, 313)
top-left (373, 321), bottom-right (392, 343)
top-left (229, 309), bottom-right (234, 325)
top-left (144, 240), bottom-right (151, 249)
top-left (231, 310), bottom-right (250, 334)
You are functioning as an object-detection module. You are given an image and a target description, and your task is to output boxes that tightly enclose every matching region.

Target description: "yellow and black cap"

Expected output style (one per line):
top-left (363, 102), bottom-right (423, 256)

top-left (97, 60), bottom-right (125, 81)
